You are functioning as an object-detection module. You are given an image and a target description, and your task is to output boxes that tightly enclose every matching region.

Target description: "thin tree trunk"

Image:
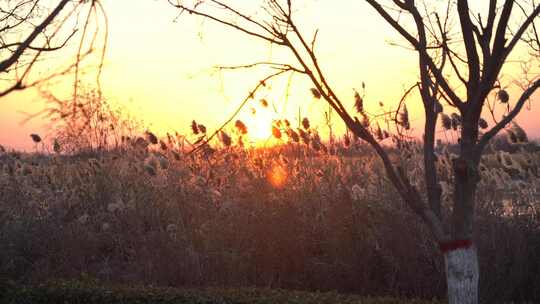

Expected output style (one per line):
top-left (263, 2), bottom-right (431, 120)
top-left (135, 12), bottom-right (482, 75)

top-left (444, 243), bottom-right (479, 304)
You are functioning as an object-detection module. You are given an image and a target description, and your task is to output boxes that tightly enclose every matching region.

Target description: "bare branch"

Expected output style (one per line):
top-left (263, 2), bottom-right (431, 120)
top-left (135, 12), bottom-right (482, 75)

top-left (0, 49), bottom-right (91, 98)
top-left (0, 28), bottom-right (78, 52)
top-left (216, 61), bottom-right (305, 74)
top-left (0, 0), bottom-right (70, 73)
top-left (504, 3), bottom-right (540, 57)
top-left (190, 68), bottom-right (293, 153)
top-left (364, 0), bottom-right (464, 108)
top-left (456, 0), bottom-right (481, 95)
top-left (168, 0), bottom-right (285, 45)
top-left (476, 78), bottom-right (540, 155)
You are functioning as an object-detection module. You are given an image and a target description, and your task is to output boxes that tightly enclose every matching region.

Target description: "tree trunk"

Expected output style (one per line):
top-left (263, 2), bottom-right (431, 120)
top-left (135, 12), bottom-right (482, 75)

top-left (444, 244), bottom-right (479, 304)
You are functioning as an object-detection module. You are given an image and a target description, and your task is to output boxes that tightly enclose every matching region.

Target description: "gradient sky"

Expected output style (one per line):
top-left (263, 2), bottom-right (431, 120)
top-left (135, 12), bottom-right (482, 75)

top-left (1, 1), bottom-right (539, 150)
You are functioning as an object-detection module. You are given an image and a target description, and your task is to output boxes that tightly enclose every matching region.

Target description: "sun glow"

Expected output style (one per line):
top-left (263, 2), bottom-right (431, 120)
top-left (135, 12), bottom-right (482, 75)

top-left (242, 107), bottom-right (276, 143)
top-left (248, 120), bottom-right (272, 141)
top-left (267, 165), bottom-right (287, 189)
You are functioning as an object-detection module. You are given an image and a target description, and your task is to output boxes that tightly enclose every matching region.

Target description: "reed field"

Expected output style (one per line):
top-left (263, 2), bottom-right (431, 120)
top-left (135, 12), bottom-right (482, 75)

top-left (1, 91), bottom-right (540, 304)
top-left (0, 90), bottom-right (537, 304)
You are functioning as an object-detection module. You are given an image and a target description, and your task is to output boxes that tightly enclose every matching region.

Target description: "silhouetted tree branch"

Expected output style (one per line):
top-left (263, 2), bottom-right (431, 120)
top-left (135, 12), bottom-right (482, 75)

top-left (0, 0), bottom-right (107, 99)
top-left (477, 78), bottom-right (540, 152)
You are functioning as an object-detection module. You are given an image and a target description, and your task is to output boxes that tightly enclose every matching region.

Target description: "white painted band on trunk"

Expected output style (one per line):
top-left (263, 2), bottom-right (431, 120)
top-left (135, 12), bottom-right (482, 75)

top-left (444, 246), bottom-right (479, 304)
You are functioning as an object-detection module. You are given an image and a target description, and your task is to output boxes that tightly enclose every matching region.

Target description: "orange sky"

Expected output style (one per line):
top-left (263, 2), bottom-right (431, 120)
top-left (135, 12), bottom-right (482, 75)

top-left (1, 1), bottom-right (539, 150)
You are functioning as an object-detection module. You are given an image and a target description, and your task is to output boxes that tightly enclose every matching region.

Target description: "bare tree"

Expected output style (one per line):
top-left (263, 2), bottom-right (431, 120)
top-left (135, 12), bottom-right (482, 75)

top-left (0, 0), bottom-right (107, 98)
top-left (168, 1), bottom-right (540, 303)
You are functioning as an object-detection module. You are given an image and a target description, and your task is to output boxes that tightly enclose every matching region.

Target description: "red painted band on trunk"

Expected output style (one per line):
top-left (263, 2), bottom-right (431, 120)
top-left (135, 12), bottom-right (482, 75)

top-left (439, 239), bottom-right (472, 254)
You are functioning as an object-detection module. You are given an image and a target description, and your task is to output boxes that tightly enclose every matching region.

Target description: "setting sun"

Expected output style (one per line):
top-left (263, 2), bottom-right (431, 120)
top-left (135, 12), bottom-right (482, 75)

top-left (247, 120), bottom-right (272, 142)
top-left (242, 108), bottom-right (276, 143)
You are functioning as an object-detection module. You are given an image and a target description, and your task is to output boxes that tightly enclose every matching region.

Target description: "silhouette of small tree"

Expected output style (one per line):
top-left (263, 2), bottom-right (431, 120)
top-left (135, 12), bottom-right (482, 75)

top-left (168, 1), bottom-right (540, 303)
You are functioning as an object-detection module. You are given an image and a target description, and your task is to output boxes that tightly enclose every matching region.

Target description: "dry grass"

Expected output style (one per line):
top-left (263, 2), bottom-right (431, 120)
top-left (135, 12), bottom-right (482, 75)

top-left (1, 137), bottom-right (539, 302)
